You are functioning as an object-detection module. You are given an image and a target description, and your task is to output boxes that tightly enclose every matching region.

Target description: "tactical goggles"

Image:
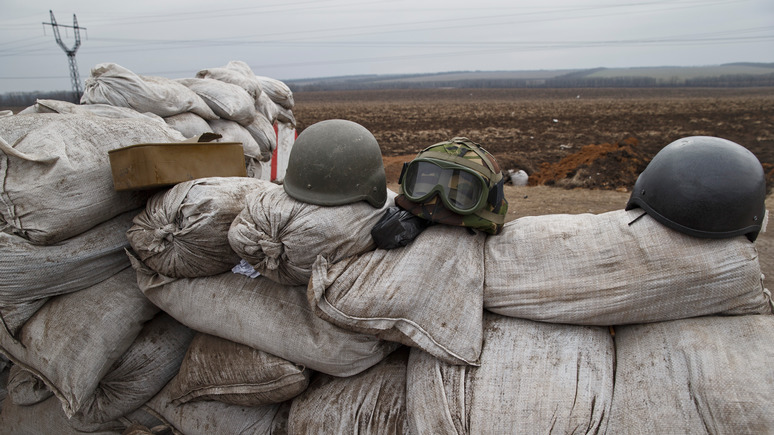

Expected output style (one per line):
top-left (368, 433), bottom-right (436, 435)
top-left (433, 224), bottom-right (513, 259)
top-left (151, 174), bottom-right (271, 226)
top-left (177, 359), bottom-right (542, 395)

top-left (400, 159), bottom-right (490, 215)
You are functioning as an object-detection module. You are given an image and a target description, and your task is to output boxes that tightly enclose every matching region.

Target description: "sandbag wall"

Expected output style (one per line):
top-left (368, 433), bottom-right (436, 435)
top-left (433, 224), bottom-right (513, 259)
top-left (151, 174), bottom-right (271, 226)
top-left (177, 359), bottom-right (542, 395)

top-left (3, 82), bottom-right (774, 433)
top-left (17, 60), bottom-right (297, 182)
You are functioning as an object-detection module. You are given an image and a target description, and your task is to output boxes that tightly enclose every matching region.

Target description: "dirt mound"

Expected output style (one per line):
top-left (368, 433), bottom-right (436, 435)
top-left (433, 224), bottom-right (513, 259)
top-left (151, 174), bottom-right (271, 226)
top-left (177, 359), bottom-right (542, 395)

top-left (527, 137), bottom-right (649, 191)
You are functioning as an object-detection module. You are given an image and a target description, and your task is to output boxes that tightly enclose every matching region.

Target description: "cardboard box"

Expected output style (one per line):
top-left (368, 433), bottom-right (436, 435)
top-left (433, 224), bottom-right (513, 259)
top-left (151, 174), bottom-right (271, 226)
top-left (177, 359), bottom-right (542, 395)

top-left (109, 133), bottom-right (247, 191)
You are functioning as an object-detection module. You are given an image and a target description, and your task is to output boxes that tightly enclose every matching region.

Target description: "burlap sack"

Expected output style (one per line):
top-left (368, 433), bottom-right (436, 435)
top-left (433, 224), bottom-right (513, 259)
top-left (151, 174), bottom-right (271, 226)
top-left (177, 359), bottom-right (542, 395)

top-left (69, 313), bottom-right (195, 430)
top-left (163, 112), bottom-right (212, 138)
top-left (406, 312), bottom-right (614, 434)
top-left (608, 314), bottom-right (774, 434)
top-left (142, 381), bottom-right (286, 435)
top-left (206, 118), bottom-right (267, 161)
top-left (308, 224), bottom-right (485, 366)
top-left (129, 252), bottom-right (400, 377)
top-left (484, 209), bottom-right (772, 325)
top-left (7, 365), bottom-right (52, 406)
top-left (81, 63), bottom-right (218, 119)
top-left (0, 395), bottom-right (165, 435)
top-left (253, 74), bottom-right (295, 110)
top-left (0, 267), bottom-right (160, 418)
top-left (245, 113), bottom-right (277, 159)
top-left (0, 113), bottom-right (185, 244)
top-left (0, 210), bottom-right (136, 334)
top-left (167, 333), bottom-right (310, 407)
top-left (288, 347), bottom-right (409, 434)
top-left (18, 99), bottom-right (166, 124)
top-left (228, 188), bottom-right (396, 286)
top-left (127, 177), bottom-right (278, 278)
top-left (176, 77), bottom-right (257, 126)
top-left (196, 65), bottom-right (263, 100)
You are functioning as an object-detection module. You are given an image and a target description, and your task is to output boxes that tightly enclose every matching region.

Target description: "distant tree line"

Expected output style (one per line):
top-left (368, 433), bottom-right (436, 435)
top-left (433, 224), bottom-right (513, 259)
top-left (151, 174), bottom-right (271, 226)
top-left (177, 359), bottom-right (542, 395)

top-left (288, 73), bottom-right (774, 92)
top-left (0, 90), bottom-right (79, 109)
top-left (2, 73), bottom-right (773, 106)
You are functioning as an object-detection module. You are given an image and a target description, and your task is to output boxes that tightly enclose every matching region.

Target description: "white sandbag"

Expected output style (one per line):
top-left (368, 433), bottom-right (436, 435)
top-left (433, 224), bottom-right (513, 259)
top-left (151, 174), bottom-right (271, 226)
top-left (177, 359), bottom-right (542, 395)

top-left (608, 314), bottom-right (774, 434)
top-left (167, 333), bottom-right (310, 407)
top-left (127, 177), bottom-right (278, 278)
top-left (288, 347), bottom-right (408, 434)
top-left (129, 252), bottom-right (400, 377)
top-left (142, 381), bottom-right (286, 435)
top-left (68, 313), bottom-right (194, 430)
top-left (407, 312), bottom-right (614, 434)
top-left (163, 112), bottom-right (212, 138)
top-left (206, 117), bottom-right (267, 161)
top-left (253, 75), bottom-right (295, 110)
top-left (309, 224), bottom-right (485, 366)
top-left (0, 113), bottom-right (184, 244)
top-left (246, 156), bottom-right (271, 180)
top-left (229, 188), bottom-right (396, 286)
top-left (245, 113), bottom-right (277, 158)
top-left (221, 60), bottom-right (294, 109)
top-left (255, 90), bottom-right (279, 123)
top-left (196, 66), bottom-right (263, 100)
top-left (276, 106), bottom-right (296, 126)
top-left (176, 77), bottom-right (257, 126)
top-left (0, 110), bottom-right (12, 117)
top-left (0, 210), bottom-right (136, 333)
top-left (484, 209), bottom-right (773, 325)
top-left (0, 267), bottom-right (160, 418)
top-left (81, 63), bottom-right (218, 120)
top-left (18, 99), bottom-right (166, 124)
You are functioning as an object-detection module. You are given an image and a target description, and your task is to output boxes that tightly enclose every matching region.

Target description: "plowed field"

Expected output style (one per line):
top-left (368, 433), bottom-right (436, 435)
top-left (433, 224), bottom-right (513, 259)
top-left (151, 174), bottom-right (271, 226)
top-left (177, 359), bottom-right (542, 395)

top-left (293, 87), bottom-right (774, 191)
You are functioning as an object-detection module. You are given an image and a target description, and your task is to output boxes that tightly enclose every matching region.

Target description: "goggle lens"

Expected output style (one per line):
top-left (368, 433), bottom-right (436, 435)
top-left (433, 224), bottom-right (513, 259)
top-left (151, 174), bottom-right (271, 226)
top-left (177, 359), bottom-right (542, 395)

top-left (403, 160), bottom-right (486, 213)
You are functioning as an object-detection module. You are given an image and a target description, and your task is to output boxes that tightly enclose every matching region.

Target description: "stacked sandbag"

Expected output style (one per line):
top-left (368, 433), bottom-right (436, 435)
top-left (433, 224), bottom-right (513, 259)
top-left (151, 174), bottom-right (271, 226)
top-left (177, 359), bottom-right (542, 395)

top-left (3, 313), bottom-right (194, 433)
top-left (287, 347), bottom-right (409, 434)
top-left (308, 224), bottom-right (486, 366)
top-left (139, 380), bottom-right (288, 435)
top-left (607, 314), bottom-right (774, 433)
top-left (126, 177), bottom-right (279, 278)
top-left (129, 251), bottom-right (400, 377)
top-left (0, 210), bottom-right (136, 334)
top-left (17, 99), bottom-right (166, 124)
top-left (165, 332), bottom-right (311, 407)
top-left (76, 61), bottom-right (296, 182)
top-left (228, 187), bottom-right (398, 285)
top-left (80, 63), bottom-right (218, 120)
top-left (0, 268), bottom-right (160, 419)
top-left (406, 311), bottom-right (614, 433)
top-left (484, 209), bottom-right (772, 325)
top-left (0, 395), bottom-right (165, 435)
top-left (0, 113), bottom-right (184, 244)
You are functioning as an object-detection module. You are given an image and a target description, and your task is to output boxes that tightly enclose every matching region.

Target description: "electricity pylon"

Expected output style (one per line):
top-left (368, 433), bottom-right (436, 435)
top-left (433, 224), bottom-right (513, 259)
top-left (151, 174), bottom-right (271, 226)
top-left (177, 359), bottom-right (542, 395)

top-left (43, 10), bottom-right (86, 101)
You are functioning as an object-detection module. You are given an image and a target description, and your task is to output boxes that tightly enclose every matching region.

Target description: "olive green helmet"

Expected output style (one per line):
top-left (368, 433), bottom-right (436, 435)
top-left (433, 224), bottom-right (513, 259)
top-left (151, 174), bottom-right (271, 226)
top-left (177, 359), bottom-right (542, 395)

top-left (283, 119), bottom-right (387, 208)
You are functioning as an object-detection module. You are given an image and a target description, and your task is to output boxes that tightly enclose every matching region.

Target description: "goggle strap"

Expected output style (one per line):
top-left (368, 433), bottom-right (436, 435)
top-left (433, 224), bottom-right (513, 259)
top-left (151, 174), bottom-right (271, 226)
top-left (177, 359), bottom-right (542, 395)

top-left (451, 137), bottom-right (498, 177)
top-left (475, 207), bottom-right (505, 225)
top-left (418, 151), bottom-right (500, 185)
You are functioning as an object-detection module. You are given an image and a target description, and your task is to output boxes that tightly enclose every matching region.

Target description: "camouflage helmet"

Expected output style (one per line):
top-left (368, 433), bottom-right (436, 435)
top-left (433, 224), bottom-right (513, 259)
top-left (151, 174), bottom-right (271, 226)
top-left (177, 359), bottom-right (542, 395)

top-left (626, 136), bottom-right (766, 242)
top-left (283, 119), bottom-right (387, 208)
top-left (396, 137), bottom-right (508, 234)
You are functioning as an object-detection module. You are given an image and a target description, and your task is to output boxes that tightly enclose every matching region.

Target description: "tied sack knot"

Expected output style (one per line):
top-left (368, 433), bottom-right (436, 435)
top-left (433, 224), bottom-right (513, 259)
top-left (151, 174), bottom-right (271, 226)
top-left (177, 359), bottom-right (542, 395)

top-left (147, 223), bottom-right (177, 253)
top-left (245, 237), bottom-right (284, 271)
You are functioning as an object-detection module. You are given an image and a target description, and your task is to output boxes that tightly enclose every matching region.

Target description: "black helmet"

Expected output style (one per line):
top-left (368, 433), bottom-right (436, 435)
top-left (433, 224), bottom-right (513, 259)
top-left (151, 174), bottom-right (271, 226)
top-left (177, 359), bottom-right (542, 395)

top-left (283, 119), bottom-right (387, 208)
top-left (625, 136), bottom-right (766, 242)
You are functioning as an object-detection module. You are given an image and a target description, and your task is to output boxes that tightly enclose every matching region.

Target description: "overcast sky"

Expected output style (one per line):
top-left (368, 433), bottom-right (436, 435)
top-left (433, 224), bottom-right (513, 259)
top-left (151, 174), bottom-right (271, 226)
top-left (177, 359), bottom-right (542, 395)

top-left (1, 0), bottom-right (772, 93)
